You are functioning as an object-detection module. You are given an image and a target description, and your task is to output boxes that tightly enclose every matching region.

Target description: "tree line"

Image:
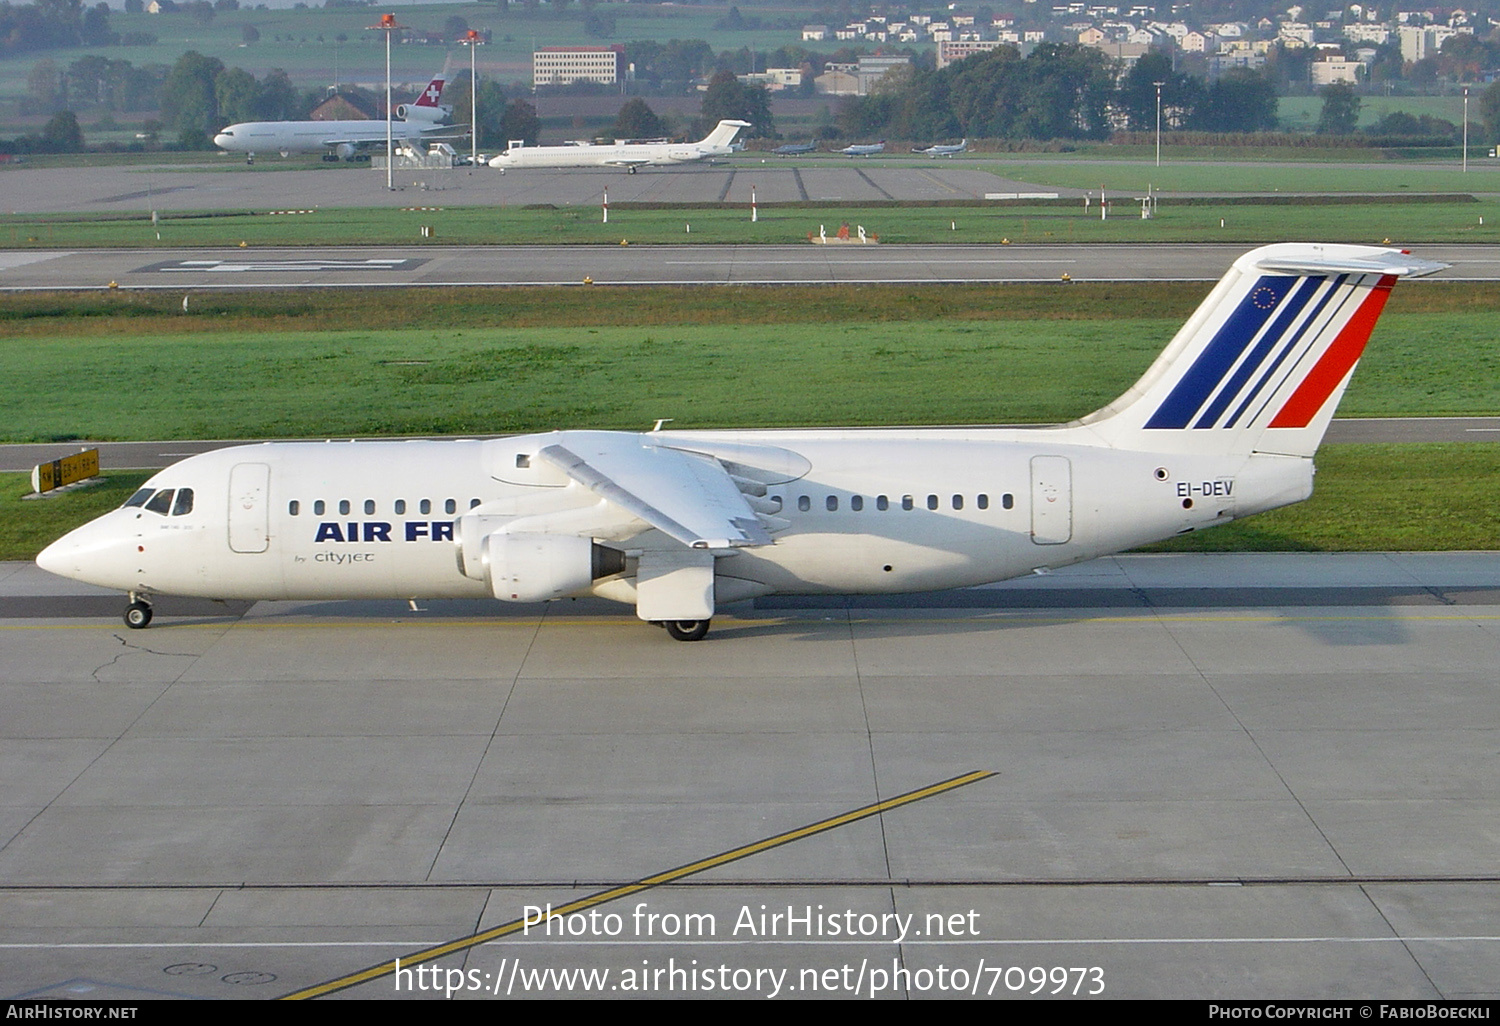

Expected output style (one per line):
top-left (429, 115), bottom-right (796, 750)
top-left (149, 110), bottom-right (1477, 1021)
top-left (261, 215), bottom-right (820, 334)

top-left (837, 46), bottom-right (1279, 143)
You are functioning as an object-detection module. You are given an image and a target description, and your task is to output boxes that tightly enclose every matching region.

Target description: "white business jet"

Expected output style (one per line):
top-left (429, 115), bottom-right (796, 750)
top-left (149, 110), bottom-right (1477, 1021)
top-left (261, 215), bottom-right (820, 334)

top-left (914, 139), bottom-right (967, 157)
top-left (37, 244), bottom-right (1443, 641)
top-left (213, 76), bottom-right (455, 163)
top-left (487, 120), bottom-right (749, 173)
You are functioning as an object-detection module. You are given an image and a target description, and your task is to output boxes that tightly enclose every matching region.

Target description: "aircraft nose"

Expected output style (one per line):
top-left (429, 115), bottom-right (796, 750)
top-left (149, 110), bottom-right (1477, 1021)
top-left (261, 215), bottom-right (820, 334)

top-left (35, 534), bottom-right (71, 577)
top-left (35, 514), bottom-right (140, 589)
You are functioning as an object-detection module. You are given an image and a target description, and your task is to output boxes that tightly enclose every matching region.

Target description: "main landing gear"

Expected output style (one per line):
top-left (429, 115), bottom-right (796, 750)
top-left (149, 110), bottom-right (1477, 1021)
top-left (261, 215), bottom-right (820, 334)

top-left (124, 594), bottom-right (152, 629)
top-left (656, 619), bottom-right (710, 642)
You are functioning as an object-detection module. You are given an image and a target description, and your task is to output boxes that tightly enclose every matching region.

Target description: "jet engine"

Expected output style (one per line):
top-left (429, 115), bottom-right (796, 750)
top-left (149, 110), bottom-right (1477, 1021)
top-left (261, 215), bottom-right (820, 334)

top-left (335, 142), bottom-right (357, 161)
top-left (396, 104), bottom-right (448, 123)
top-left (458, 526), bottom-right (626, 603)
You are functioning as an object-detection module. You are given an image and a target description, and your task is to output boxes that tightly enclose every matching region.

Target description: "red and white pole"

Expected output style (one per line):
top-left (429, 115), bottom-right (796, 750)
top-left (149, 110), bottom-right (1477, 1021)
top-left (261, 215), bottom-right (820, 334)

top-left (751, 186), bottom-right (758, 222)
top-left (602, 187), bottom-right (609, 224)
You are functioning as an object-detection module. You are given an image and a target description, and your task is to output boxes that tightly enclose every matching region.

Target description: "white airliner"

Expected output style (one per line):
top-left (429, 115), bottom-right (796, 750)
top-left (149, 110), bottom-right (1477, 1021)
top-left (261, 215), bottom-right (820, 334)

top-left (914, 139), bottom-right (966, 157)
top-left (36, 244), bottom-right (1443, 641)
top-left (213, 76), bottom-right (454, 162)
top-left (839, 141), bottom-right (886, 156)
top-left (487, 120), bottom-right (750, 173)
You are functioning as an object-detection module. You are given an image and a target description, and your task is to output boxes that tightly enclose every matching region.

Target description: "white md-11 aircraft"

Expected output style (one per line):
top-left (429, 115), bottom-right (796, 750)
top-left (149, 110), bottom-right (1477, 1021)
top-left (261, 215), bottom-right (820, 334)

top-left (37, 244), bottom-right (1442, 641)
top-left (487, 120), bottom-right (749, 173)
top-left (213, 76), bottom-right (454, 162)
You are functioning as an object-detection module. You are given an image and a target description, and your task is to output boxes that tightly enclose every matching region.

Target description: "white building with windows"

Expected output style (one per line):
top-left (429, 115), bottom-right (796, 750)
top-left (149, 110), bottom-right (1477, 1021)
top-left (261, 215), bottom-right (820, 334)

top-left (533, 46), bottom-right (625, 88)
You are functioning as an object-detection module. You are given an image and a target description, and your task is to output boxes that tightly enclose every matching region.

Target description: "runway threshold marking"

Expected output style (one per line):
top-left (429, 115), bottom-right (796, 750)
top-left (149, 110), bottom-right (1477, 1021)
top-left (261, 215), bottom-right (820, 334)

top-left (277, 769), bottom-right (995, 1000)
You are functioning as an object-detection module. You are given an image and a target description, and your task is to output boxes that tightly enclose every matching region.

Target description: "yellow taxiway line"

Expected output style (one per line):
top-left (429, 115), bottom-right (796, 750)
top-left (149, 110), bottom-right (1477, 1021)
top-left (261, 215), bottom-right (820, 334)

top-left (278, 769), bottom-right (996, 999)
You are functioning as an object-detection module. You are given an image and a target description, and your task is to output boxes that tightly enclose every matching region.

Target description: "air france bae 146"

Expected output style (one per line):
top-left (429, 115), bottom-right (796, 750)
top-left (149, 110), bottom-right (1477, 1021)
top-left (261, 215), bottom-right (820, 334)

top-left (36, 244), bottom-right (1443, 641)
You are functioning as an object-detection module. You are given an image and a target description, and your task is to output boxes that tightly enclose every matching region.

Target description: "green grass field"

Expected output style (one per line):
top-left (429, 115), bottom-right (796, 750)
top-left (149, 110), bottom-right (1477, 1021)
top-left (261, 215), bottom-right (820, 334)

top-left (1278, 94), bottom-right (1471, 133)
top-left (2, 282), bottom-right (1496, 443)
top-left (4, 191), bottom-right (1500, 247)
top-left (977, 158), bottom-right (1500, 196)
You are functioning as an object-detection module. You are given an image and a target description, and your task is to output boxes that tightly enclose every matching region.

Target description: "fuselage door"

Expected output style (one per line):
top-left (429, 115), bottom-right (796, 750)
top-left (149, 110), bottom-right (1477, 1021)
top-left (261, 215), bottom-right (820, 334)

top-left (228, 462), bottom-right (270, 553)
top-left (1030, 455), bottom-right (1073, 545)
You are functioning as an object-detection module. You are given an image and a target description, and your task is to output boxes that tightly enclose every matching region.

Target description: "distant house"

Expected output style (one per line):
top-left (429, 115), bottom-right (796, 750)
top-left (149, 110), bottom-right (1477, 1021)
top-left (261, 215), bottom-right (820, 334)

top-left (938, 39), bottom-right (1010, 68)
top-left (311, 89), bottom-right (379, 121)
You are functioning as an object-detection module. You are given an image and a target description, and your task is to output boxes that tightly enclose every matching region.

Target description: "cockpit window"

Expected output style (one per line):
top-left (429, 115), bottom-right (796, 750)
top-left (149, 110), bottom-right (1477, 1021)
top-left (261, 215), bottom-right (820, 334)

top-left (171, 488), bottom-right (194, 516)
top-left (123, 488), bottom-right (154, 509)
top-left (143, 489), bottom-right (175, 515)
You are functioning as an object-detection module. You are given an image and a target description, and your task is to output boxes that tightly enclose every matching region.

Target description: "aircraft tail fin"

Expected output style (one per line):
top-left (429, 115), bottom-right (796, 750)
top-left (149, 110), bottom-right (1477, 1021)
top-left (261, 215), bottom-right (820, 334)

top-left (1075, 243), bottom-right (1446, 458)
top-left (701, 119), bottom-right (751, 149)
top-left (414, 75), bottom-right (446, 108)
top-left (397, 75), bottom-right (449, 122)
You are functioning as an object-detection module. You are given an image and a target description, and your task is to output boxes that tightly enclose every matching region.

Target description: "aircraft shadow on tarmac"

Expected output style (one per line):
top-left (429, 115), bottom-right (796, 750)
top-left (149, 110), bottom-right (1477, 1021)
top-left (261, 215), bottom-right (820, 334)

top-left (38, 583), bottom-right (1487, 645)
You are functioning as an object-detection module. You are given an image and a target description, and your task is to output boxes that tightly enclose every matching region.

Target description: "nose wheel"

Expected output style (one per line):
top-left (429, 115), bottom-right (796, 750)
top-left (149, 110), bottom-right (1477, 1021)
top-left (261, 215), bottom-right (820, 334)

top-left (124, 599), bottom-right (153, 629)
top-left (662, 619), bottom-right (710, 642)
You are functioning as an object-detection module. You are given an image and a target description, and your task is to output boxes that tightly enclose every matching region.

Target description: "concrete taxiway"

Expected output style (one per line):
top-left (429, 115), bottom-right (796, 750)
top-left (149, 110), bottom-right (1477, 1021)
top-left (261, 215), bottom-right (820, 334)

top-left (5, 242), bottom-right (1500, 291)
top-left (2, 553), bottom-right (1498, 1000)
top-left (0, 161), bottom-right (1053, 216)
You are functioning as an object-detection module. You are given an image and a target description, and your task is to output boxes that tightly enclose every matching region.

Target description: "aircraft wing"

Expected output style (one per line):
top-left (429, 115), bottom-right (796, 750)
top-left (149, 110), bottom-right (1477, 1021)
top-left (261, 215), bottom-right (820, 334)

top-left (537, 436), bottom-right (774, 550)
top-left (316, 126), bottom-right (462, 148)
top-left (602, 158), bottom-right (653, 168)
top-left (317, 136), bottom-right (382, 149)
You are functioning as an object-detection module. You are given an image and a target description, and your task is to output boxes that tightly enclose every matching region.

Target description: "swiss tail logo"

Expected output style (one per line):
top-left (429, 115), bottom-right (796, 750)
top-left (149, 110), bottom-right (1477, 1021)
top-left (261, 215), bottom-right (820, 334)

top-left (1144, 271), bottom-right (1395, 433)
top-left (415, 77), bottom-right (445, 107)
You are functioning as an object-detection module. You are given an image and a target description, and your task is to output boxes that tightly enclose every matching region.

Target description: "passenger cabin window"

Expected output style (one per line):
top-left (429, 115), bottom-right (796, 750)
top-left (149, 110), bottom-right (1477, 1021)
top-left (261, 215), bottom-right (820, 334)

top-left (123, 488), bottom-right (153, 509)
top-left (927, 494), bottom-right (939, 510)
top-left (445, 498), bottom-right (457, 515)
top-left (952, 495), bottom-right (963, 511)
top-left (364, 499), bottom-right (376, 515)
top-left (1002, 493), bottom-right (1015, 510)
top-left (797, 496), bottom-right (811, 512)
top-left (826, 496), bottom-right (838, 512)
top-left (171, 489), bottom-right (194, 516)
top-left (876, 495), bottom-right (889, 511)
top-left (470, 498), bottom-right (482, 509)
top-left (902, 495), bottom-right (914, 511)
top-left (288, 500), bottom-right (300, 516)
top-left (851, 495), bottom-right (864, 512)
top-left (338, 500), bottom-right (351, 516)
top-left (419, 499), bottom-right (431, 515)
top-left (144, 489), bottom-right (174, 515)
top-left (977, 494), bottom-right (989, 510)
top-left (314, 500), bottom-right (326, 516)
top-left (394, 499), bottom-right (406, 515)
